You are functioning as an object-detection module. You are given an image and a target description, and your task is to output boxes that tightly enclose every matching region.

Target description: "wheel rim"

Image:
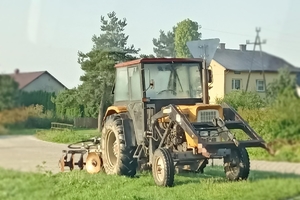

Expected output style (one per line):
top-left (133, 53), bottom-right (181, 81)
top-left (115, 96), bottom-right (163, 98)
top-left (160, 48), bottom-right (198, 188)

top-left (105, 130), bottom-right (118, 167)
top-left (154, 157), bottom-right (165, 182)
top-left (227, 150), bottom-right (240, 175)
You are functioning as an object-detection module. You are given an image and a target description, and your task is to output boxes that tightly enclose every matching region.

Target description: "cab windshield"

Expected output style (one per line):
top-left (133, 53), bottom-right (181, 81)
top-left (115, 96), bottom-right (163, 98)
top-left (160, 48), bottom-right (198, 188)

top-left (144, 63), bottom-right (202, 99)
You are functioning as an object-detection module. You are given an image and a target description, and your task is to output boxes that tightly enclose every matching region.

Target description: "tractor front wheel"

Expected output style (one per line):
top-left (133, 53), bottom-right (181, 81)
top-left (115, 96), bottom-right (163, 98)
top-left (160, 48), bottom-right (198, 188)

top-left (223, 147), bottom-right (250, 181)
top-left (152, 148), bottom-right (175, 187)
top-left (101, 114), bottom-right (137, 177)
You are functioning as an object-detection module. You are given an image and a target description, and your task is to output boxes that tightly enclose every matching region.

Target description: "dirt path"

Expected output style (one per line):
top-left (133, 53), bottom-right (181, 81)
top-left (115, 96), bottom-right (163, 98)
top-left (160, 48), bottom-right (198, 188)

top-left (1, 135), bottom-right (300, 175)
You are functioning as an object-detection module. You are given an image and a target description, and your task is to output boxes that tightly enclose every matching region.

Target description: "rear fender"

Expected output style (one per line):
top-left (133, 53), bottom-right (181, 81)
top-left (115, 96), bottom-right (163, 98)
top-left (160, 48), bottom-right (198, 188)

top-left (102, 106), bottom-right (136, 147)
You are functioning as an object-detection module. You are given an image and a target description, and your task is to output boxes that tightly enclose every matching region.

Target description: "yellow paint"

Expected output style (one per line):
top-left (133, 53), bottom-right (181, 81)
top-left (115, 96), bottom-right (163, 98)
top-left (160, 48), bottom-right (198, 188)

top-left (160, 104), bottom-right (224, 148)
top-left (103, 105), bottom-right (127, 121)
top-left (185, 132), bottom-right (198, 148)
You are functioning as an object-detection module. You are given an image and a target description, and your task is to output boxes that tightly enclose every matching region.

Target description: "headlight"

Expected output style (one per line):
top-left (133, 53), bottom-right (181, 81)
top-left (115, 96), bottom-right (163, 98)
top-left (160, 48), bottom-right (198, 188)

top-left (199, 131), bottom-right (209, 137)
top-left (197, 109), bottom-right (220, 122)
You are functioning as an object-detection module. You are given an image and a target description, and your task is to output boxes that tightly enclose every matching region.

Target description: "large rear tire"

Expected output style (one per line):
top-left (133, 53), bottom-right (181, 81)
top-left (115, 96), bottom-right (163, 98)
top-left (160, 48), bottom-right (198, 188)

top-left (223, 147), bottom-right (250, 181)
top-left (152, 148), bottom-right (175, 187)
top-left (101, 114), bottom-right (137, 177)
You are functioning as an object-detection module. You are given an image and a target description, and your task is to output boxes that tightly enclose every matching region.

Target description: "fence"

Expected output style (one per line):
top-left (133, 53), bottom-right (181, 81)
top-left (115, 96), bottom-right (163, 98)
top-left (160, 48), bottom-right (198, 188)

top-left (74, 117), bottom-right (98, 128)
top-left (51, 122), bottom-right (73, 130)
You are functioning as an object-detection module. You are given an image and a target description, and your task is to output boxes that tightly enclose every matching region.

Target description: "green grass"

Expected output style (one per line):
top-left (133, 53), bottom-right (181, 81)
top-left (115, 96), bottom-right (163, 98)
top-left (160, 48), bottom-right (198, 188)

top-left (248, 140), bottom-right (300, 163)
top-left (35, 128), bottom-right (99, 144)
top-left (0, 166), bottom-right (300, 200)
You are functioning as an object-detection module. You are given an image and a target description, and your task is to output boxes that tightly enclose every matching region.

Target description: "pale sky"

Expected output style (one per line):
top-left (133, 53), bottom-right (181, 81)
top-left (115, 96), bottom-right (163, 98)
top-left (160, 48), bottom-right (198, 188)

top-left (0, 0), bottom-right (299, 89)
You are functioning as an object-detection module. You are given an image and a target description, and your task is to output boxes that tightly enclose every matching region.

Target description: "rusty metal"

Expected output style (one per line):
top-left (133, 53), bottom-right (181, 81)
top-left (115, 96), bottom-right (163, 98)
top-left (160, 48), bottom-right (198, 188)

top-left (86, 152), bottom-right (102, 174)
top-left (58, 137), bottom-right (101, 173)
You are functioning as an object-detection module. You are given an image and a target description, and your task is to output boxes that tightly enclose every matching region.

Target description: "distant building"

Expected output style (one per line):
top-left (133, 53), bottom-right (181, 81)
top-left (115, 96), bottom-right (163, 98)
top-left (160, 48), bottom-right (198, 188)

top-left (7, 69), bottom-right (67, 94)
top-left (209, 43), bottom-right (300, 103)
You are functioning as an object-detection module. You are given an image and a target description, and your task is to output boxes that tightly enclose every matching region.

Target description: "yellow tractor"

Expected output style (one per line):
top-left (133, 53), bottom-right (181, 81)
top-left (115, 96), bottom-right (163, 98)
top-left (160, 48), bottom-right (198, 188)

top-left (59, 40), bottom-right (272, 187)
top-left (99, 57), bottom-right (271, 186)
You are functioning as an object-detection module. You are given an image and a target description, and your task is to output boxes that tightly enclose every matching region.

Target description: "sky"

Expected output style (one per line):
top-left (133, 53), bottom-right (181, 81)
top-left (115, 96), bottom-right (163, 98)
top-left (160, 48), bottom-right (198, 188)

top-left (0, 0), bottom-right (299, 89)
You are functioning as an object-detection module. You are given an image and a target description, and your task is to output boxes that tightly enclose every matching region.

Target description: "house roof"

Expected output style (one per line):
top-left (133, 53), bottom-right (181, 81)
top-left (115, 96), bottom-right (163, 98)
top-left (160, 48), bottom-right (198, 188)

top-left (7, 70), bottom-right (67, 89)
top-left (213, 48), bottom-right (300, 72)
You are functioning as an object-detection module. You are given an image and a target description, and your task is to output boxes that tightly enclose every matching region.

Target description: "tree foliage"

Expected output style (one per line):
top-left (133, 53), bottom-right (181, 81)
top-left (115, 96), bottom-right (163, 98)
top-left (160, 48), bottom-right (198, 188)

top-left (77, 50), bottom-right (116, 118)
top-left (18, 91), bottom-right (56, 111)
top-left (174, 19), bottom-right (201, 58)
top-left (78, 11), bottom-right (139, 129)
top-left (52, 88), bottom-right (83, 120)
top-left (0, 75), bottom-right (19, 111)
top-left (91, 11), bottom-right (140, 54)
top-left (216, 90), bottom-right (265, 110)
top-left (152, 27), bottom-right (176, 57)
top-left (139, 54), bottom-right (155, 58)
top-left (266, 67), bottom-right (295, 101)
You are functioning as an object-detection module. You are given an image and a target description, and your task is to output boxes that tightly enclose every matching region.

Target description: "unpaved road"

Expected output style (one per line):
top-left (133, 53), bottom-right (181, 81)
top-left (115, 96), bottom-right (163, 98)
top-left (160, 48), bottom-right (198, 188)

top-left (1, 135), bottom-right (300, 175)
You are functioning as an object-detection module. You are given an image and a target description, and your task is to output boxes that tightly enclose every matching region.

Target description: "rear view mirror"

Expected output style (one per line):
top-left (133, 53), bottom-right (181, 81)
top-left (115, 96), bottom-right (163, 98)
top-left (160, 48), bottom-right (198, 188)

top-left (208, 69), bottom-right (213, 83)
top-left (150, 79), bottom-right (154, 89)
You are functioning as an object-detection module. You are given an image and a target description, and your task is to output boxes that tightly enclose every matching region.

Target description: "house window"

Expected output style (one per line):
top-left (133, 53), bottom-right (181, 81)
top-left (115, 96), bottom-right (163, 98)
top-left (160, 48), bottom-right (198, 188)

top-left (256, 80), bottom-right (265, 92)
top-left (232, 79), bottom-right (241, 90)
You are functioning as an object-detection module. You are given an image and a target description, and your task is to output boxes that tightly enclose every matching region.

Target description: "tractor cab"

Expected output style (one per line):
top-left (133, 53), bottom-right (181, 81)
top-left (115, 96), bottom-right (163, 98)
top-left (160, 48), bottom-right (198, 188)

top-left (113, 58), bottom-right (211, 112)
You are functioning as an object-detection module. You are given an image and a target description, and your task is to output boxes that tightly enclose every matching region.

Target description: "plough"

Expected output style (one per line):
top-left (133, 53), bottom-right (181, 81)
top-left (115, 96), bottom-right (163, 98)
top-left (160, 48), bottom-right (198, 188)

top-left (58, 137), bottom-right (103, 174)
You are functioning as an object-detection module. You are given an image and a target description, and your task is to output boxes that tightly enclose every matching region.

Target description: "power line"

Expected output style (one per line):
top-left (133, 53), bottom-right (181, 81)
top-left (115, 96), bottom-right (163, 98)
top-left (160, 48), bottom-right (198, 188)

top-left (245, 27), bottom-right (267, 93)
top-left (202, 27), bottom-right (300, 44)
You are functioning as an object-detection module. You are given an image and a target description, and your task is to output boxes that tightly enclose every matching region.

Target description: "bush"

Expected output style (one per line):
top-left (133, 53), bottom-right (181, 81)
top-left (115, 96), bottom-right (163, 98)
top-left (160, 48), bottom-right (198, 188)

top-left (216, 90), bottom-right (265, 110)
top-left (238, 89), bottom-right (300, 141)
top-left (0, 105), bottom-right (57, 129)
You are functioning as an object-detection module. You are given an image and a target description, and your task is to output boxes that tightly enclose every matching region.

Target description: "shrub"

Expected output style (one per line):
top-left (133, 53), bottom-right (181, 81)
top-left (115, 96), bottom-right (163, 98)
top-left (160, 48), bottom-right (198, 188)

top-left (216, 90), bottom-right (265, 110)
top-left (0, 105), bottom-right (57, 129)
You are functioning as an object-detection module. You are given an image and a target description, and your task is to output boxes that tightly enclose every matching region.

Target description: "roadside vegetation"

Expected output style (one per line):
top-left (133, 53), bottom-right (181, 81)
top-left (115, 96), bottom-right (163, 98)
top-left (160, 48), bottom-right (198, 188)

top-left (1, 166), bottom-right (300, 200)
top-left (217, 68), bottom-right (300, 162)
top-left (35, 128), bottom-right (99, 144)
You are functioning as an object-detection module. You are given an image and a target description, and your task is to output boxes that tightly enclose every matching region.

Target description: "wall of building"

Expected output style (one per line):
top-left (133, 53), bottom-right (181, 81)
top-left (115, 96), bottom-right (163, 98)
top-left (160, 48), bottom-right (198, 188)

top-left (209, 60), bottom-right (225, 104)
top-left (225, 70), bottom-right (297, 98)
top-left (22, 73), bottom-right (65, 94)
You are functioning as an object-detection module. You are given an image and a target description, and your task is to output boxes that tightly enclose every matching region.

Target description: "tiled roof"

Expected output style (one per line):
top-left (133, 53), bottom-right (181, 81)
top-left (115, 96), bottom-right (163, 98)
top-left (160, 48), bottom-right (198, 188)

top-left (8, 71), bottom-right (46, 89)
top-left (213, 49), bottom-right (300, 72)
top-left (6, 70), bottom-right (67, 90)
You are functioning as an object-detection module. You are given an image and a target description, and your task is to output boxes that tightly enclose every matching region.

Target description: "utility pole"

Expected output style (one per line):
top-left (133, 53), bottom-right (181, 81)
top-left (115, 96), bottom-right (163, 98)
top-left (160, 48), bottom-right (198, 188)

top-left (245, 27), bottom-right (267, 92)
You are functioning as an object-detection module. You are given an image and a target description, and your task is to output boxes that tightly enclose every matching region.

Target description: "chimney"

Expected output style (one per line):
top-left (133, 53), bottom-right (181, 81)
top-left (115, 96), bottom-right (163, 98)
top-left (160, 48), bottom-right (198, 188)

top-left (14, 69), bottom-right (20, 74)
top-left (219, 43), bottom-right (225, 50)
top-left (239, 44), bottom-right (246, 51)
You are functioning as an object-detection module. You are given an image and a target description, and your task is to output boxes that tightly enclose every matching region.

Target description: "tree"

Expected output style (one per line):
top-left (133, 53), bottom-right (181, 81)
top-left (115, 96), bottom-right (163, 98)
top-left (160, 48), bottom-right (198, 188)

top-left (52, 88), bottom-right (83, 120)
top-left (91, 11), bottom-right (140, 54)
top-left (152, 27), bottom-right (176, 57)
top-left (139, 54), bottom-right (155, 58)
top-left (0, 75), bottom-right (19, 111)
top-left (266, 67), bottom-right (295, 101)
top-left (78, 11), bottom-right (139, 131)
top-left (174, 19), bottom-right (201, 58)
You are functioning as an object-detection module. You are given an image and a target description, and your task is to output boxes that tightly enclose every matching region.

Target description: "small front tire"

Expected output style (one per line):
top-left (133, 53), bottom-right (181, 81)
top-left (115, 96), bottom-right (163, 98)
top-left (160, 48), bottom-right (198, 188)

top-left (224, 147), bottom-right (250, 181)
top-left (152, 148), bottom-right (175, 187)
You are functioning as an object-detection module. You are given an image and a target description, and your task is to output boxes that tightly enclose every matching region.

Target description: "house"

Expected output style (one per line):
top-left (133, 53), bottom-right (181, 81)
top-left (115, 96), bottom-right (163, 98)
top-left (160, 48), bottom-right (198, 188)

top-left (209, 43), bottom-right (300, 103)
top-left (7, 69), bottom-right (67, 94)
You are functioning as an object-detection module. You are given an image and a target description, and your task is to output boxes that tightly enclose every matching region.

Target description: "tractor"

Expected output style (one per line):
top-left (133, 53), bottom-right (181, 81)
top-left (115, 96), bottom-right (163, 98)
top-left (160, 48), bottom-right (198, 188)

top-left (100, 57), bottom-right (271, 186)
top-left (59, 42), bottom-right (272, 187)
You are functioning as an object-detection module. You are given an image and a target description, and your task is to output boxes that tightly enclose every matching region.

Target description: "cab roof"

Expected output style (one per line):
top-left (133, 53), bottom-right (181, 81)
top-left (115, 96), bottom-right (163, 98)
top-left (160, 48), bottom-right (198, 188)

top-left (114, 58), bottom-right (203, 68)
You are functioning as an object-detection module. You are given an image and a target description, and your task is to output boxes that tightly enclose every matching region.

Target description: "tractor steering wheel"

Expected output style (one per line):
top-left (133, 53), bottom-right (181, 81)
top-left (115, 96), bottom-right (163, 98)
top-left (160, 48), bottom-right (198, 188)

top-left (157, 89), bottom-right (177, 95)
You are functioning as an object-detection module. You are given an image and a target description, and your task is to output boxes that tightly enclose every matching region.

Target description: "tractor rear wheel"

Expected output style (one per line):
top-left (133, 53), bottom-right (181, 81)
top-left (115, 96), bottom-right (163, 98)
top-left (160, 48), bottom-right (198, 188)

top-left (101, 114), bottom-right (137, 177)
top-left (223, 147), bottom-right (250, 181)
top-left (152, 148), bottom-right (175, 187)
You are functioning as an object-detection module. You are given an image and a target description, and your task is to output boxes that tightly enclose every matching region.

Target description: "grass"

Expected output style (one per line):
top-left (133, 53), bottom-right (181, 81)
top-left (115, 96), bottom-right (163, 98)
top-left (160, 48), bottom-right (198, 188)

top-left (0, 166), bottom-right (300, 200)
top-left (248, 140), bottom-right (300, 163)
top-left (35, 128), bottom-right (99, 144)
